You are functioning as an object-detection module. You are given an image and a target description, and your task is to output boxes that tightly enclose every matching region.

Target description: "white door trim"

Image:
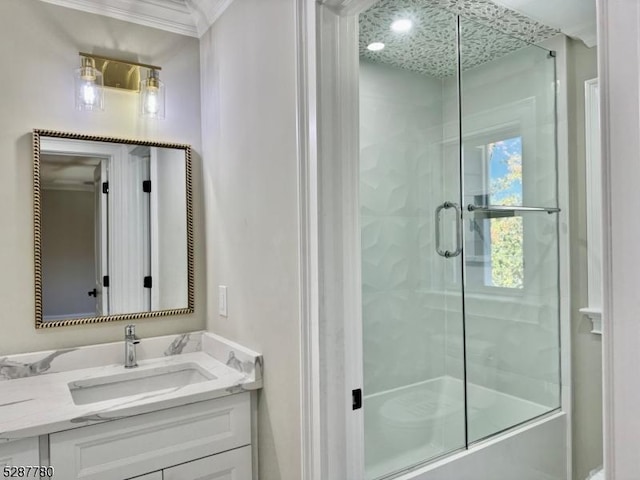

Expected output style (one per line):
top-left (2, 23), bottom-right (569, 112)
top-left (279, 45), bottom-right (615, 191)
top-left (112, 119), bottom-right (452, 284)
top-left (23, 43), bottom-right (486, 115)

top-left (297, 1), bottom-right (321, 479)
top-left (598, 0), bottom-right (640, 477)
top-left (316, 4), bottom-right (365, 478)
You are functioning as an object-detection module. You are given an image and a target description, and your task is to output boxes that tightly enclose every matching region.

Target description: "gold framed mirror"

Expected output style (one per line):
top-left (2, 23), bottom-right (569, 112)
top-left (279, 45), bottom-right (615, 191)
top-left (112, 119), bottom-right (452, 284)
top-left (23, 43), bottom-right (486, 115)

top-left (33, 130), bottom-right (194, 328)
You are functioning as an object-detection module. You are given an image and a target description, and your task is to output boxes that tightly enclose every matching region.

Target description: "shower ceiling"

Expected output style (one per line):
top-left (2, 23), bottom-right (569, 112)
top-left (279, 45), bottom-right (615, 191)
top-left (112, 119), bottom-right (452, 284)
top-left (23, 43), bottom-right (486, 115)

top-left (359, 0), bottom-right (559, 78)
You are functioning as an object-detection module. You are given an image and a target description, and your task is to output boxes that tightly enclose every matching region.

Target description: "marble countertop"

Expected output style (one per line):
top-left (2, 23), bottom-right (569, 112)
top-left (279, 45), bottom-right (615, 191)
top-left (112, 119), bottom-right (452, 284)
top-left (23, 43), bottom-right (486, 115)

top-left (0, 332), bottom-right (262, 441)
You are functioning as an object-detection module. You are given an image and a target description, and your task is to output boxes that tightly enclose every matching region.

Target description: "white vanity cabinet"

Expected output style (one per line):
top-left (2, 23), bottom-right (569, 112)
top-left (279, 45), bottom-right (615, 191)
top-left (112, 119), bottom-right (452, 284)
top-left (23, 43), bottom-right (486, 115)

top-left (129, 473), bottom-right (162, 480)
top-left (50, 393), bottom-right (252, 480)
top-left (163, 446), bottom-right (252, 479)
top-left (0, 438), bottom-right (40, 469)
top-left (127, 447), bottom-right (251, 480)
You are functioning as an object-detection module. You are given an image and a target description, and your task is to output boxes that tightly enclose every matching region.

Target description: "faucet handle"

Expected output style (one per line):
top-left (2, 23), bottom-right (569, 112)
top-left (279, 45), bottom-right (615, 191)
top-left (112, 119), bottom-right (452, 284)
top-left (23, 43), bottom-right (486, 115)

top-left (125, 324), bottom-right (136, 337)
top-left (125, 324), bottom-right (139, 343)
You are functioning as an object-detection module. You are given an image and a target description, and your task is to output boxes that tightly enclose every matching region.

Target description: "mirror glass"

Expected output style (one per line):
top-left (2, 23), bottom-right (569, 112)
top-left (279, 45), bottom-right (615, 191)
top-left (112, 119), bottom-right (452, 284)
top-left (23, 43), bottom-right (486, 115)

top-left (34, 130), bottom-right (193, 328)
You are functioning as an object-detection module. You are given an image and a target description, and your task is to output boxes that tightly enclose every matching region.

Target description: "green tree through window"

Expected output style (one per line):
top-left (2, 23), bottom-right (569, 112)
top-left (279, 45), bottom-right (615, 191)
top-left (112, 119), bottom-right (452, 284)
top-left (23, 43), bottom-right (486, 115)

top-left (487, 137), bottom-right (524, 289)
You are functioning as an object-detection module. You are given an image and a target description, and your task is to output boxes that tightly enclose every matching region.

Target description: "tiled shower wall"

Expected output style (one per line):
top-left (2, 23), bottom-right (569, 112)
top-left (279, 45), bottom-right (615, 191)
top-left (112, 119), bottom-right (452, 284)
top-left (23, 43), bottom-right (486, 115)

top-left (360, 43), bottom-right (560, 408)
top-left (360, 60), bottom-right (449, 396)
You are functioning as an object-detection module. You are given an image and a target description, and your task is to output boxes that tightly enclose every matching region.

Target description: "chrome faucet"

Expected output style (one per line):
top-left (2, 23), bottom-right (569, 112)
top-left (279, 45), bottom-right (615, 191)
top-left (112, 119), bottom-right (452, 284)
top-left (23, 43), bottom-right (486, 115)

top-left (124, 324), bottom-right (140, 368)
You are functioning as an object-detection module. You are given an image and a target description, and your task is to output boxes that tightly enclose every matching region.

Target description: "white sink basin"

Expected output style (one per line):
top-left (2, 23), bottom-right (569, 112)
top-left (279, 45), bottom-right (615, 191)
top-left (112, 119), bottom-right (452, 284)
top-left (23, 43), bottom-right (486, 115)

top-left (68, 363), bottom-right (216, 405)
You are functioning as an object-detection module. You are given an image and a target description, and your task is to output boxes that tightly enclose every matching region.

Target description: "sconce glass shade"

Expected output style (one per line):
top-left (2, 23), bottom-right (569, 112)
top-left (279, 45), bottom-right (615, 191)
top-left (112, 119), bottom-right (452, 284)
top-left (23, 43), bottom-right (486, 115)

top-left (140, 69), bottom-right (165, 119)
top-left (74, 57), bottom-right (104, 111)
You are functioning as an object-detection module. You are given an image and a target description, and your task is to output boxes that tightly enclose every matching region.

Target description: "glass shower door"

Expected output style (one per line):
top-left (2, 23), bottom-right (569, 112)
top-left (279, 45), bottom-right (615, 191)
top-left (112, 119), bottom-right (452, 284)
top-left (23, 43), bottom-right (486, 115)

top-left (359, 11), bottom-right (467, 480)
top-left (459, 17), bottom-right (561, 443)
top-left (358, 3), bottom-right (561, 478)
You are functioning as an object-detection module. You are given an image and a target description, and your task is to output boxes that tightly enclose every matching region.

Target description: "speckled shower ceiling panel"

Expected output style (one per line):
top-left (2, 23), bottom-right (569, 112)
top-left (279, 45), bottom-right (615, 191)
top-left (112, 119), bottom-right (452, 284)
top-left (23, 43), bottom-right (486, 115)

top-left (359, 0), bottom-right (559, 77)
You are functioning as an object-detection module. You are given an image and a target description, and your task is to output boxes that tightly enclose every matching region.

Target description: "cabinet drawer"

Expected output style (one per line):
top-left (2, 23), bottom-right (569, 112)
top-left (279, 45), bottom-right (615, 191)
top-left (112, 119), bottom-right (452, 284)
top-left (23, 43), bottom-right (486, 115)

top-left (0, 438), bottom-right (39, 469)
top-left (164, 446), bottom-right (252, 480)
top-left (51, 393), bottom-right (250, 480)
top-left (128, 472), bottom-right (162, 480)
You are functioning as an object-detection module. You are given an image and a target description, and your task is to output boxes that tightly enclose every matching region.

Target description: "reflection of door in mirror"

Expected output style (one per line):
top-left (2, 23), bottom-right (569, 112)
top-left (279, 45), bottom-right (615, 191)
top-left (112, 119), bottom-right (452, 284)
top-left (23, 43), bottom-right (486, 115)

top-left (109, 145), bottom-right (151, 315)
top-left (39, 139), bottom-right (156, 320)
top-left (41, 153), bottom-right (107, 321)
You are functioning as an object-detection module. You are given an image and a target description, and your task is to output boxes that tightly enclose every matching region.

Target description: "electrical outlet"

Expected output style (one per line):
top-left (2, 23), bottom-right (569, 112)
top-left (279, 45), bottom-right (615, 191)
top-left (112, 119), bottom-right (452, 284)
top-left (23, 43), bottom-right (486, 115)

top-left (218, 285), bottom-right (228, 317)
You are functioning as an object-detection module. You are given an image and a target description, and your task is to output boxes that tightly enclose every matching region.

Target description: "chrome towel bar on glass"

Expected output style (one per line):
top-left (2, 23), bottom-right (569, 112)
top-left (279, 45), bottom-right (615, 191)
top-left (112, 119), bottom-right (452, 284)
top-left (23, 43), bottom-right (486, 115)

top-left (467, 205), bottom-right (561, 214)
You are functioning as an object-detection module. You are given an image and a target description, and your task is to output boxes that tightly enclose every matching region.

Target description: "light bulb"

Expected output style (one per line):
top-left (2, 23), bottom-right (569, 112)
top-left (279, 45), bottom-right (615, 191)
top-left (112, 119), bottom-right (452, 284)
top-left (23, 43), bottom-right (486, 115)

top-left (140, 69), bottom-right (165, 119)
top-left (82, 82), bottom-right (97, 106)
top-left (144, 89), bottom-right (159, 115)
top-left (367, 42), bottom-right (385, 52)
top-left (75, 56), bottom-right (104, 111)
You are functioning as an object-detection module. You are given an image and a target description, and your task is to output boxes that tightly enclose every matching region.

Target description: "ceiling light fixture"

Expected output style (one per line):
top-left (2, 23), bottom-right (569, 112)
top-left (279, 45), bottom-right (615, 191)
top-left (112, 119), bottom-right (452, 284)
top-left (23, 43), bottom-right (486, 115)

top-left (367, 42), bottom-right (385, 52)
top-left (390, 19), bottom-right (413, 33)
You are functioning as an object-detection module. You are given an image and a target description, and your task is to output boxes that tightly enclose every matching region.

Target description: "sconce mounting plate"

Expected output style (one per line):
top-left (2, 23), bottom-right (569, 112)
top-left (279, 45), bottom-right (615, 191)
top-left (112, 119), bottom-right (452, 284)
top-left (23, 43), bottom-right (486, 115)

top-left (79, 52), bottom-right (161, 92)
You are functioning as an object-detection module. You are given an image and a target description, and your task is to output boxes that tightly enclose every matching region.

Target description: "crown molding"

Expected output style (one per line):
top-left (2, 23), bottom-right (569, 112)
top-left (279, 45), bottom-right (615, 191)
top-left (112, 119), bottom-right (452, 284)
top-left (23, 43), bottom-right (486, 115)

top-left (564, 22), bottom-right (598, 48)
top-left (36, 0), bottom-right (237, 38)
top-left (318, 0), bottom-right (377, 16)
top-left (38, 0), bottom-right (197, 36)
top-left (187, 0), bottom-right (236, 36)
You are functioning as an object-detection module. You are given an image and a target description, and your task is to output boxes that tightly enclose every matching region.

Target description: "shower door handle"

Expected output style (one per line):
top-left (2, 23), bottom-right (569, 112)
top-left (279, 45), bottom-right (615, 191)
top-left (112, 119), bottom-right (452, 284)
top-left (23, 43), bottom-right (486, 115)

top-left (435, 201), bottom-right (462, 258)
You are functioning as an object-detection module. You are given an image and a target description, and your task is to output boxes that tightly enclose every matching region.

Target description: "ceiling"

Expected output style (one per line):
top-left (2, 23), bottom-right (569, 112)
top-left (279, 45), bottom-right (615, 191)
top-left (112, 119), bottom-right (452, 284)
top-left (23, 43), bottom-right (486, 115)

top-left (326, 0), bottom-right (596, 48)
top-left (359, 0), bottom-right (559, 78)
top-left (41, 154), bottom-right (101, 191)
top-left (492, 0), bottom-right (597, 47)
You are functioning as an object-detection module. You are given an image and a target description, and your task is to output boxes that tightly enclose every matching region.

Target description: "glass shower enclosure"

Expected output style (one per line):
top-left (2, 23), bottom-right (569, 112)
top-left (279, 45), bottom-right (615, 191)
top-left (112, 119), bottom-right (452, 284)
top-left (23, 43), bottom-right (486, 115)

top-left (359, 3), bottom-right (560, 479)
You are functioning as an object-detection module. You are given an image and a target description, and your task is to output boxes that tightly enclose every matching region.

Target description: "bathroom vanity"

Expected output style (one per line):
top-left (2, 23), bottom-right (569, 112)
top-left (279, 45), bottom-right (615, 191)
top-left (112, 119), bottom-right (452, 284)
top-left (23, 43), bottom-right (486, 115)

top-left (0, 332), bottom-right (262, 480)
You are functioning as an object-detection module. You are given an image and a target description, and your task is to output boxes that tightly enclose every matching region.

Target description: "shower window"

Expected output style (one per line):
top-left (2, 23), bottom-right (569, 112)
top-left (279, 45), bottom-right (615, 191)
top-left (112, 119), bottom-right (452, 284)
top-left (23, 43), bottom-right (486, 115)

top-left (465, 133), bottom-right (525, 291)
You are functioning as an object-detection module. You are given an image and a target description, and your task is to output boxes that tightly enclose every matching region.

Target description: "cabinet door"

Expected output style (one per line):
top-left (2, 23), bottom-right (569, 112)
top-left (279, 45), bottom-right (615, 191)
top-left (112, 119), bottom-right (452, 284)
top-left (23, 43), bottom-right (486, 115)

top-left (128, 472), bottom-right (162, 480)
top-left (50, 393), bottom-right (250, 480)
top-left (0, 438), bottom-right (39, 469)
top-left (163, 446), bottom-right (252, 480)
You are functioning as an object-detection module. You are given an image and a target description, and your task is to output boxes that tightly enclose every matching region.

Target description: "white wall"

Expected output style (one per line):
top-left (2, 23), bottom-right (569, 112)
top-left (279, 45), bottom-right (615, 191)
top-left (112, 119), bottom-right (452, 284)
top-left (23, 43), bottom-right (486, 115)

top-left (41, 189), bottom-right (95, 317)
top-left (566, 39), bottom-right (601, 480)
top-left (200, 1), bottom-right (302, 479)
top-left (0, 0), bottom-right (203, 354)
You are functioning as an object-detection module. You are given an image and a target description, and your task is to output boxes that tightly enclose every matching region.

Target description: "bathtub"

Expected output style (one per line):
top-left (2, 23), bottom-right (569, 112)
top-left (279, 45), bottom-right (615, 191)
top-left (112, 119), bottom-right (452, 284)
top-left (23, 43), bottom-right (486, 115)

top-left (364, 376), bottom-right (566, 480)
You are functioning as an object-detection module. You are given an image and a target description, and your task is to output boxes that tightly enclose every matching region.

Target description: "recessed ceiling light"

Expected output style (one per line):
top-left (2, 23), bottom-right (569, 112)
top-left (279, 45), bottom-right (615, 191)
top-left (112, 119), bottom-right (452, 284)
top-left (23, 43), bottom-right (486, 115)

top-left (367, 42), bottom-right (385, 52)
top-left (390, 19), bottom-right (413, 33)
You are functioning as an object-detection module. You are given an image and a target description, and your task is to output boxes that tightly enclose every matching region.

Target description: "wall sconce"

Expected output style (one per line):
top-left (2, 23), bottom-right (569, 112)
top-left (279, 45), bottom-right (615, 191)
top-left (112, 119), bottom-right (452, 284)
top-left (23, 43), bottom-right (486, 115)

top-left (140, 69), bottom-right (165, 119)
top-left (75, 53), bottom-right (165, 119)
top-left (74, 56), bottom-right (104, 111)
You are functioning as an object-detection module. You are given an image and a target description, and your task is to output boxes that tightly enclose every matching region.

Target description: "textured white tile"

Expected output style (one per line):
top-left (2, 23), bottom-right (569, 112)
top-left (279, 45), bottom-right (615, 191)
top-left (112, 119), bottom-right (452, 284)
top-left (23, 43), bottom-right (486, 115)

top-left (363, 291), bottom-right (447, 395)
top-left (361, 216), bottom-right (419, 293)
